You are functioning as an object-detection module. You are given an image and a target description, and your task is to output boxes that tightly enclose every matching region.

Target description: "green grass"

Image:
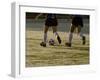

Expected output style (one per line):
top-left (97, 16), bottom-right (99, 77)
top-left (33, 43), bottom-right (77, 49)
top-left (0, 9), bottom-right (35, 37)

top-left (25, 30), bottom-right (89, 67)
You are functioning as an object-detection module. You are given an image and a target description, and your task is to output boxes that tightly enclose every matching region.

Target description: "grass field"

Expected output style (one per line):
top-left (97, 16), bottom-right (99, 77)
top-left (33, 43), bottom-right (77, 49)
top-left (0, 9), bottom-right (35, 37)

top-left (25, 30), bottom-right (89, 67)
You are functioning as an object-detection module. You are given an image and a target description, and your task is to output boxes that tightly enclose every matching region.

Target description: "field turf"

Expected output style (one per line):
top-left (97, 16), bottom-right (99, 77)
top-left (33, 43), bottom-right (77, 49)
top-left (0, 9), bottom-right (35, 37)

top-left (26, 30), bottom-right (89, 67)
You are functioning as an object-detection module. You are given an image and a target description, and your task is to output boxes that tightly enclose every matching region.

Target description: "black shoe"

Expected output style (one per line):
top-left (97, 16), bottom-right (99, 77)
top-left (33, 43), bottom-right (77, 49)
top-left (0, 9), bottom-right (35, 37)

top-left (40, 42), bottom-right (46, 47)
top-left (65, 42), bottom-right (71, 47)
top-left (57, 36), bottom-right (61, 44)
top-left (82, 36), bottom-right (86, 45)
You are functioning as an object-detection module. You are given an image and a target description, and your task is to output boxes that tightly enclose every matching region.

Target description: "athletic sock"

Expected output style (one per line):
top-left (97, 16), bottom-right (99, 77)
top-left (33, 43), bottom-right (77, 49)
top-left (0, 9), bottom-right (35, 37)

top-left (68, 32), bottom-right (73, 44)
top-left (54, 32), bottom-right (59, 37)
top-left (79, 32), bottom-right (85, 40)
top-left (54, 32), bottom-right (61, 44)
top-left (79, 32), bottom-right (86, 45)
top-left (43, 33), bottom-right (47, 43)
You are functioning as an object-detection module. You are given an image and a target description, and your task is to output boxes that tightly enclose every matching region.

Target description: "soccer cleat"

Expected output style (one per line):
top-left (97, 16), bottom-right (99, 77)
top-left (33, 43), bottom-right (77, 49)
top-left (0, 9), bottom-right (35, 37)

top-left (57, 36), bottom-right (61, 44)
top-left (82, 36), bottom-right (86, 45)
top-left (40, 42), bottom-right (46, 47)
top-left (65, 42), bottom-right (71, 47)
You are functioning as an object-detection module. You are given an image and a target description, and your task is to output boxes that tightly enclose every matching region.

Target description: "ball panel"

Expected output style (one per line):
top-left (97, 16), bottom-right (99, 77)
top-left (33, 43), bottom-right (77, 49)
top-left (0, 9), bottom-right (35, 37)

top-left (49, 39), bottom-right (55, 45)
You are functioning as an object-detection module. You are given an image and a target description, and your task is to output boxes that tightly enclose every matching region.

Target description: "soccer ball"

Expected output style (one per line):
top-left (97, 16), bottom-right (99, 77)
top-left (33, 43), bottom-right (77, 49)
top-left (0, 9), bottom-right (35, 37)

top-left (49, 38), bottom-right (55, 45)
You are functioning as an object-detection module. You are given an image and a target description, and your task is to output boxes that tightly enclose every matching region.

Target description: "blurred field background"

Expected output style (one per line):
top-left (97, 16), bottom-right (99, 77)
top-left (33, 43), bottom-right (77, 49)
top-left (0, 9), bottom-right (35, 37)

top-left (25, 13), bottom-right (89, 67)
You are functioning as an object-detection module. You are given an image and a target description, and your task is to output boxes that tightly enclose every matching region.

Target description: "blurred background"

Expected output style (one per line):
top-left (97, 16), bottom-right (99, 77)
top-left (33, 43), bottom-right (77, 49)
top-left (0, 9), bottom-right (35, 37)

top-left (26, 12), bottom-right (89, 34)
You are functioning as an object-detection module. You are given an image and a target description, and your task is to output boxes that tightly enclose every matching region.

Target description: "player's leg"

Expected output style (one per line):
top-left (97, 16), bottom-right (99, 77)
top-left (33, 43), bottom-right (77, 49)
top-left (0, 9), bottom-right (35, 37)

top-left (65, 24), bottom-right (76, 47)
top-left (52, 26), bottom-right (61, 44)
top-left (40, 26), bottom-right (49, 47)
top-left (77, 26), bottom-right (86, 45)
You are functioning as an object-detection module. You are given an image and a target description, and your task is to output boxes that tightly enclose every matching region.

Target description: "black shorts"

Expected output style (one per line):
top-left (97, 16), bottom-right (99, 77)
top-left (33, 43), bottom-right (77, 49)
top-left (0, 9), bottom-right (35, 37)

top-left (45, 18), bottom-right (58, 27)
top-left (72, 16), bottom-right (83, 27)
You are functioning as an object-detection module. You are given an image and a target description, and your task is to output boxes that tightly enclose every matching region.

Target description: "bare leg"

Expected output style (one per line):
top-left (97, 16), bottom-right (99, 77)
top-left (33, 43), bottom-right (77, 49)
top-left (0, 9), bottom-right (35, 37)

top-left (65, 24), bottom-right (76, 47)
top-left (40, 26), bottom-right (49, 47)
top-left (68, 24), bottom-right (76, 44)
top-left (43, 26), bottom-right (49, 43)
top-left (52, 26), bottom-right (58, 37)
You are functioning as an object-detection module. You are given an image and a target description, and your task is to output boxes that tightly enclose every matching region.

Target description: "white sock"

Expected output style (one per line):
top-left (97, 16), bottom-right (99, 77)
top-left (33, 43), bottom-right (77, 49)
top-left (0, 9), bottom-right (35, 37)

top-left (69, 32), bottom-right (73, 43)
top-left (43, 33), bottom-right (47, 43)
top-left (54, 32), bottom-right (59, 37)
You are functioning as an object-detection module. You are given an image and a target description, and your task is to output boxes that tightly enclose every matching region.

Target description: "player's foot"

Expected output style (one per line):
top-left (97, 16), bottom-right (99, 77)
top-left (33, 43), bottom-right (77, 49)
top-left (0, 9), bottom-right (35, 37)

top-left (65, 42), bottom-right (71, 47)
top-left (57, 36), bottom-right (61, 44)
top-left (82, 36), bottom-right (86, 45)
top-left (40, 42), bottom-right (46, 47)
